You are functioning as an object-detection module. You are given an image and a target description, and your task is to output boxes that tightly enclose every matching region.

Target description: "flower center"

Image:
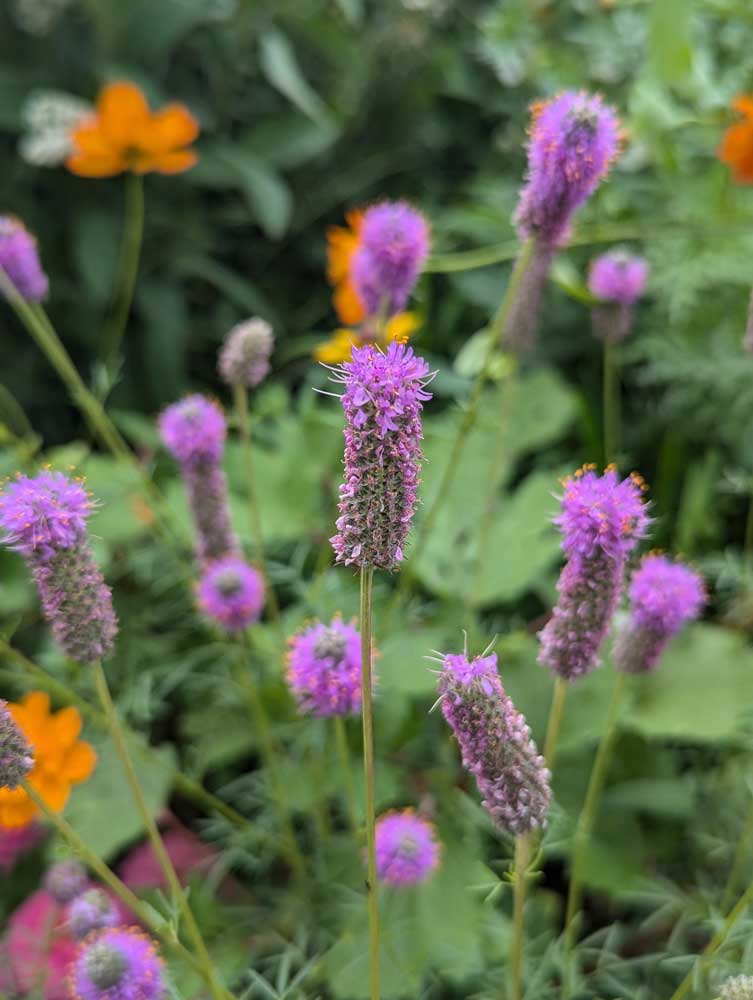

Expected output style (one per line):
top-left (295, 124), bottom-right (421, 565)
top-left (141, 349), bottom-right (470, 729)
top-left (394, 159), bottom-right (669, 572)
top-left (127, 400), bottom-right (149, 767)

top-left (215, 570), bottom-right (243, 597)
top-left (85, 942), bottom-right (127, 989)
top-left (313, 627), bottom-right (347, 662)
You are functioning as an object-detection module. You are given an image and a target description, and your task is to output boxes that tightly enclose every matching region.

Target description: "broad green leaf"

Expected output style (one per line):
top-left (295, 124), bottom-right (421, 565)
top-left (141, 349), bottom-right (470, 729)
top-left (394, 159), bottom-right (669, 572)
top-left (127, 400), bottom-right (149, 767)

top-left (259, 30), bottom-right (333, 126)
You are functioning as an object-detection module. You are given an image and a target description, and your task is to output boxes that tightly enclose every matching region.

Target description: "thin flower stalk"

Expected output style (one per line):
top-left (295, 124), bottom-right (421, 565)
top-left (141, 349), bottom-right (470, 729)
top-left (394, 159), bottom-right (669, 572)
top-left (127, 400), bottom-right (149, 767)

top-left (360, 565), bottom-right (380, 1000)
top-left (543, 676), bottom-right (568, 768)
top-left (602, 338), bottom-right (620, 464)
top-left (511, 833), bottom-right (530, 1000)
top-left (722, 802), bottom-right (753, 912)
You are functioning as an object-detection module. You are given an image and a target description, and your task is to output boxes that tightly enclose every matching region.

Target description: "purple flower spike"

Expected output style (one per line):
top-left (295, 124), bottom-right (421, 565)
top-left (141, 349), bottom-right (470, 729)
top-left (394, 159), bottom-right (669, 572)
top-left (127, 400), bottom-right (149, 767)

top-left (286, 616), bottom-right (368, 717)
top-left (588, 250), bottom-right (649, 306)
top-left (72, 927), bottom-right (165, 1000)
top-left (538, 465), bottom-right (650, 681)
top-left (0, 700), bottom-right (33, 790)
top-left (352, 201), bottom-right (430, 317)
top-left (614, 553), bottom-right (705, 674)
top-left (0, 471), bottom-right (118, 664)
top-left (218, 317), bottom-right (274, 389)
top-left (159, 395), bottom-right (238, 562)
top-left (515, 91), bottom-right (621, 247)
top-left (44, 859), bottom-right (87, 903)
top-left (329, 342), bottom-right (433, 570)
top-left (68, 889), bottom-right (119, 940)
top-left (0, 216), bottom-right (48, 301)
top-left (375, 809), bottom-right (440, 886)
top-left (197, 556), bottom-right (264, 631)
top-left (437, 649), bottom-right (551, 835)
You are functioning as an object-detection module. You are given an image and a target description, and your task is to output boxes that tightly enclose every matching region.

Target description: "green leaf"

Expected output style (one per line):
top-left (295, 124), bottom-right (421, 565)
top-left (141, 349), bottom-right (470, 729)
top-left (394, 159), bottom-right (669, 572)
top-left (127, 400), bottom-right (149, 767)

top-left (259, 30), bottom-right (333, 126)
top-left (73, 211), bottom-right (120, 308)
top-left (377, 627), bottom-right (448, 696)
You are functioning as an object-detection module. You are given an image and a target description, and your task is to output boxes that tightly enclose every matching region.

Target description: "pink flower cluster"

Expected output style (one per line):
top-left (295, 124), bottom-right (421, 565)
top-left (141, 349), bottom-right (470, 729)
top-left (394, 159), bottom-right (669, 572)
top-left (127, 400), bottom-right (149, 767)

top-left (375, 809), bottom-right (440, 886)
top-left (352, 201), bottom-right (429, 317)
top-left (286, 617), bottom-right (366, 717)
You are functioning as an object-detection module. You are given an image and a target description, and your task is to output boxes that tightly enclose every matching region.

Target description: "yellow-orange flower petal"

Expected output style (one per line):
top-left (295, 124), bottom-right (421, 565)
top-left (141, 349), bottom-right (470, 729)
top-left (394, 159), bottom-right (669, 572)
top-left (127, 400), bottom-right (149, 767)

top-left (315, 329), bottom-right (360, 364)
top-left (313, 312), bottom-right (422, 364)
top-left (719, 94), bottom-right (753, 184)
top-left (385, 311), bottom-right (421, 344)
top-left (0, 692), bottom-right (95, 829)
top-left (97, 82), bottom-right (151, 148)
top-left (327, 210), bottom-right (366, 325)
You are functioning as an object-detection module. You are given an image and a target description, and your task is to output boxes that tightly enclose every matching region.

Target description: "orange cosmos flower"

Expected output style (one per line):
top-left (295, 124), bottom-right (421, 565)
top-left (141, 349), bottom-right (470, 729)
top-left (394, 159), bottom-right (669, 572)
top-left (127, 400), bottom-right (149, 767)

top-left (67, 81), bottom-right (199, 178)
top-left (0, 692), bottom-right (96, 828)
top-left (314, 311), bottom-right (421, 364)
top-left (327, 209), bottom-right (367, 326)
top-left (719, 95), bottom-right (753, 183)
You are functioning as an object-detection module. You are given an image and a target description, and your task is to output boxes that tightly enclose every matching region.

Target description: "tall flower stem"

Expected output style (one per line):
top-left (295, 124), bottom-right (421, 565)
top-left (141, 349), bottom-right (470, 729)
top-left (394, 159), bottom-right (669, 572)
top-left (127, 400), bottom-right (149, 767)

top-left (20, 781), bottom-right (235, 1000)
top-left (721, 801), bottom-right (753, 912)
top-left (233, 383), bottom-right (280, 623)
top-left (102, 172), bottom-right (144, 375)
top-left (563, 671), bottom-right (627, 994)
top-left (602, 339), bottom-right (620, 465)
top-left (389, 239), bottom-right (535, 616)
top-left (360, 565), bottom-right (380, 1000)
top-left (0, 639), bottom-right (248, 829)
top-left (335, 715), bottom-right (359, 833)
top-left (92, 660), bottom-right (226, 1000)
top-left (544, 677), bottom-right (568, 768)
top-left (744, 486), bottom-right (753, 566)
top-left (511, 832), bottom-right (530, 1000)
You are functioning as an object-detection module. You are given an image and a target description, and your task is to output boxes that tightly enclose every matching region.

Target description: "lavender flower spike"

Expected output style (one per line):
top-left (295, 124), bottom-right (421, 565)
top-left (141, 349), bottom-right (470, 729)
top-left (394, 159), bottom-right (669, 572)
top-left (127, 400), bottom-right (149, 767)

top-left (0, 700), bottom-right (33, 790)
top-left (159, 394), bottom-right (238, 563)
top-left (68, 888), bottom-right (119, 940)
top-left (0, 471), bottom-right (118, 663)
top-left (197, 556), bottom-right (264, 631)
top-left (286, 616), bottom-right (368, 717)
top-left (375, 809), bottom-right (440, 886)
top-left (515, 91), bottom-right (621, 248)
top-left (613, 554), bottom-right (704, 674)
top-left (329, 341), bottom-right (433, 570)
top-left (538, 465), bottom-right (650, 681)
top-left (44, 859), bottom-right (88, 903)
top-left (437, 648), bottom-right (551, 835)
top-left (218, 317), bottom-right (274, 389)
top-left (0, 216), bottom-right (48, 301)
top-left (72, 927), bottom-right (165, 1000)
top-left (352, 201), bottom-right (430, 317)
top-left (588, 249), bottom-right (649, 343)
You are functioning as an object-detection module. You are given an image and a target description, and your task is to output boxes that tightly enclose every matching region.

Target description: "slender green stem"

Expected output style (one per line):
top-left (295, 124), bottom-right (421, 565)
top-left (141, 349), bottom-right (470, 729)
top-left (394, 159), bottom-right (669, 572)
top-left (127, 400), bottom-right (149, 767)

top-left (233, 383), bottom-right (280, 623)
top-left (335, 715), bottom-right (359, 833)
top-left (20, 780), bottom-right (229, 993)
top-left (721, 799), bottom-right (753, 912)
top-left (744, 486), bottom-right (753, 567)
top-left (102, 172), bottom-right (144, 373)
top-left (563, 672), bottom-right (627, 995)
top-left (0, 638), bottom-right (248, 829)
top-left (360, 566), bottom-right (380, 1000)
top-left (544, 678), bottom-right (568, 769)
top-left (511, 833), bottom-right (530, 1000)
top-left (668, 879), bottom-right (753, 1000)
top-left (92, 661), bottom-right (226, 1000)
top-left (602, 339), bottom-right (620, 466)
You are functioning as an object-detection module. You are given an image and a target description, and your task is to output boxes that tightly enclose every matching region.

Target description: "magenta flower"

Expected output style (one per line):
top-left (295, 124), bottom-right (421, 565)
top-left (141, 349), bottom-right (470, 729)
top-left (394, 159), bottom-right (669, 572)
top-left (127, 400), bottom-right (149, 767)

top-left (218, 317), bottom-right (274, 389)
top-left (614, 553), bottom-right (705, 674)
top-left (0, 822), bottom-right (44, 872)
top-left (5, 889), bottom-right (77, 1000)
top-left (67, 889), bottom-right (119, 940)
top-left (197, 556), bottom-right (264, 631)
top-left (0, 700), bottom-right (33, 790)
top-left (352, 201), bottom-right (430, 317)
top-left (286, 617), bottom-right (367, 717)
top-left (329, 342), bottom-right (433, 570)
top-left (515, 91), bottom-right (621, 248)
top-left (71, 928), bottom-right (165, 1000)
top-left (437, 649), bottom-right (551, 835)
top-left (159, 395), bottom-right (238, 562)
top-left (0, 216), bottom-right (48, 301)
top-left (538, 466), bottom-right (650, 681)
top-left (44, 859), bottom-right (87, 903)
top-left (588, 250), bottom-right (648, 306)
top-left (375, 809), bottom-right (440, 886)
top-left (0, 471), bottom-right (118, 664)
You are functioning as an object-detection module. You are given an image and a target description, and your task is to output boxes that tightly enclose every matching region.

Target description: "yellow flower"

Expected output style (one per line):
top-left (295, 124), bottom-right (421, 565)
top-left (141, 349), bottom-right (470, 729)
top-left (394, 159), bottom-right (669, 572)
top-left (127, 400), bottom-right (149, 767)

top-left (326, 209), bottom-right (366, 326)
top-left (0, 692), bottom-right (96, 828)
top-left (314, 312), bottom-right (421, 364)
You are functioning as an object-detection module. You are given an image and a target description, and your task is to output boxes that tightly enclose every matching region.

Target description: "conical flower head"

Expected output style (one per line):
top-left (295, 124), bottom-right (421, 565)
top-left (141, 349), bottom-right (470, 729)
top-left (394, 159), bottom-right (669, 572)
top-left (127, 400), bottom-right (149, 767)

top-left (286, 616), bottom-right (368, 717)
top-left (351, 201), bottom-right (430, 317)
top-left (0, 700), bottom-right (33, 790)
top-left (437, 650), bottom-right (551, 835)
top-left (218, 317), bottom-right (274, 389)
top-left (44, 859), bottom-right (87, 903)
top-left (375, 809), bottom-right (440, 886)
top-left (68, 888), bottom-right (119, 940)
top-left (720, 976), bottom-right (753, 1000)
top-left (0, 216), bottom-right (48, 301)
top-left (329, 342), bottom-right (433, 570)
top-left (72, 928), bottom-right (164, 1000)
top-left (197, 556), bottom-right (264, 631)
top-left (515, 91), bottom-right (621, 247)
top-left (614, 553), bottom-right (705, 674)
top-left (159, 394), bottom-right (226, 465)
top-left (588, 249), bottom-right (649, 306)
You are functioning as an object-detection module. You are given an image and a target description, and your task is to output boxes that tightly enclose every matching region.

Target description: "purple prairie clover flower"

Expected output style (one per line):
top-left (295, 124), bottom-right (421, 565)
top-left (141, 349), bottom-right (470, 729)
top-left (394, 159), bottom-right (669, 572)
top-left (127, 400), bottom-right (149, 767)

top-left (68, 889), bottom-right (119, 940)
top-left (436, 649), bottom-right (551, 835)
top-left (0, 216), bottom-right (48, 301)
top-left (286, 617), bottom-right (368, 717)
top-left (71, 927), bottom-right (165, 1000)
top-left (0, 471), bottom-right (118, 664)
top-left (375, 809), bottom-right (440, 886)
top-left (351, 201), bottom-right (430, 317)
top-left (197, 556), bottom-right (264, 631)
top-left (218, 317), bottom-right (274, 389)
top-left (329, 341), bottom-right (433, 570)
top-left (0, 700), bottom-right (33, 790)
top-left (159, 395), bottom-right (238, 562)
top-left (44, 859), bottom-right (88, 903)
top-left (720, 977), bottom-right (753, 1000)
top-left (515, 91), bottom-right (621, 248)
top-left (588, 249), bottom-right (649, 343)
top-left (538, 465), bottom-right (650, 681)
top-left (613, 553), bottom-right (705, 674)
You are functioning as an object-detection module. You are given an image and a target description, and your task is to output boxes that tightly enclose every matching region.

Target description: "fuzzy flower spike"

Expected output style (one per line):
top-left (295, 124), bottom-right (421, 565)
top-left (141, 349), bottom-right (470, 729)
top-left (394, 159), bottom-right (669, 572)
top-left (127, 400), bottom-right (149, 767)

top-left (159, 394), bottom-right (238, 563)
top-left (286, 616), bottom-right (369, 717)
top-left (538, 465), bottom-right (650, 681)
top-left (375, 809), bottom-right (440, 886)
top-left (0, 216), bottom-right (49, 301)
top-left (515, 91), bottom-right (621, 249)
top-left (329, 341), bottom-right (433, 570)
top-left (436, 645), bottom-right (551, 835)
top-left (0, 700), bottom-right (33, 790)
top-left (613, 553), bottom-right (704, 674)
top-left (218, 317), bottom-right (274, 389)
top-left (71, 927), bottom-right (165, 1000)
top-left (68, 888), bottom-right (119, 940)
top-left (0, 470), bottom-right (118, 663)
top-left (197, 556), bottom-right (264, 631)
top-left (588, 249), bottom-right (649, 343)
